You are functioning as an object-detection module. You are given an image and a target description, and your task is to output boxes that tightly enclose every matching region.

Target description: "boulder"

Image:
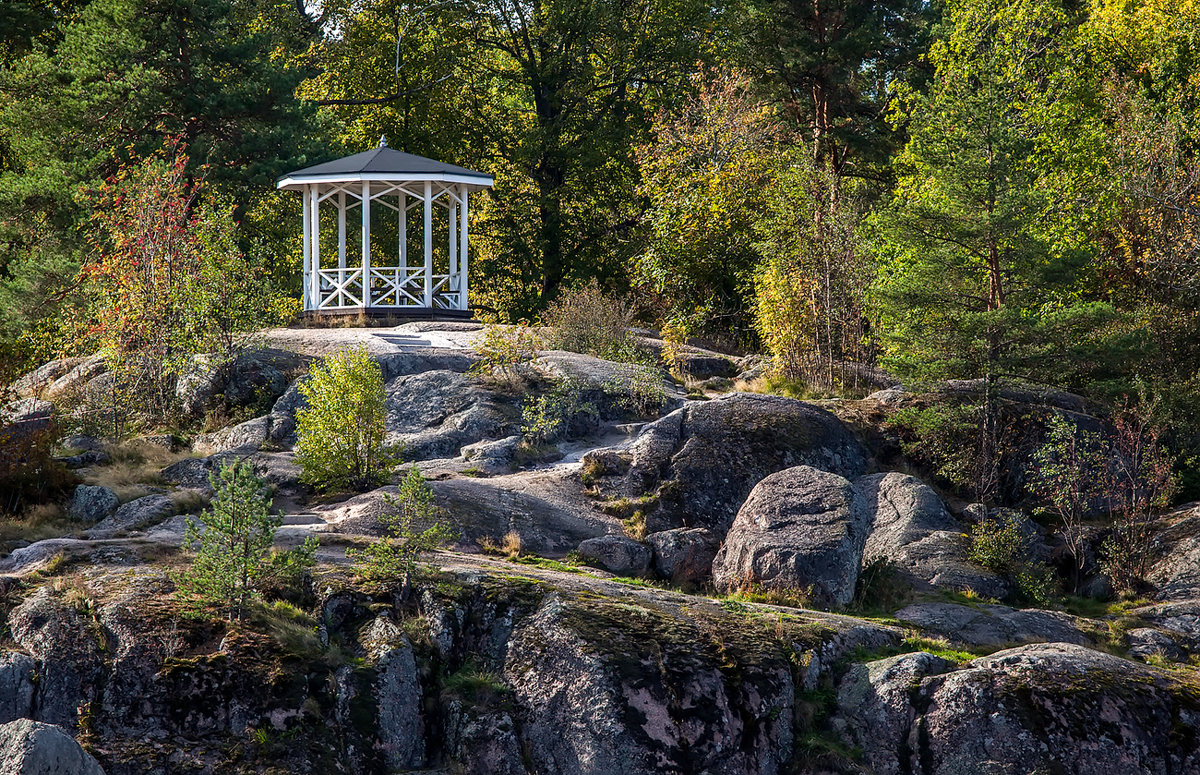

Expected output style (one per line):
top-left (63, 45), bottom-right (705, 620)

top-left (85, 495), bottom-right (174, 538)
top-left (460, 434), bottom-right (523, 475)
top-left (836, 643), bottom-right (1200, 775)
top-left (645, 528), bottom-right (720, 584)
top-left (161, 452), bottom-right (302, 495)
top-left (1126, 627), bottom-right (1187, 663)
top-left (834, 651), bottom-right (953, 773)
top-left (8, 589), bottom-right (105, 729)
top-left (855, 472), bottom-right (1009, 598)
top-left (614, 393), bottom-right (869, 533)
top-left (67, 485), bottom-right (119, 522)
top-left (176, 349), bottom-right (302, 419)
top-left (502, 595), bottom-right (798, 775)
top-left (191, 415), bottom-right (270, 455)
top-left (384, 370), bottom-right (514, 460)
top-left (893, 602), bottom-right (1092, 648)
top-left (712, 466), bottom-right (872, 609)
top-left (0, 653), bottom-right (36, 725)
top-left (360, 616), bottom-right (425, 770)
top-left (1148, 505), bottom-right (1200, 601)
top-left (42, 356), bottom-right (106, 402)
top-left (576, 535), bottom-right (651, 576)
top-left (0, 719), bottom-right (105, 775)
top-left (10, 358), bottom-right (86, 399)
top-left (1, 399), bottom-right (52, 436)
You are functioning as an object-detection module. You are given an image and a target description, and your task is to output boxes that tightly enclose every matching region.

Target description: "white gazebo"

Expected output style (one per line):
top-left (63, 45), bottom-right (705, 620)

top-left (277, 139), bottom-right (493, 316)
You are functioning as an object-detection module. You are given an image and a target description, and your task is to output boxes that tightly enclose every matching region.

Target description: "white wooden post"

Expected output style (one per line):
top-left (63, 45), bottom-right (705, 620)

top-left (423, 181), bottom-right (433, 307)
top-left (309, 186), bottom-right (320, 309)
top-left (399, 192), bottom-right (407, 272)
top-left (337, 191), bottom-right (346, 270)
top-left (362, 182), bottom-right (372, 308)
top-left (459, 187), bottom-right (469, 311)
top-left (301, 187), bottom-right (311, 310)
top-left (449, 198), bottom-right (458, 292)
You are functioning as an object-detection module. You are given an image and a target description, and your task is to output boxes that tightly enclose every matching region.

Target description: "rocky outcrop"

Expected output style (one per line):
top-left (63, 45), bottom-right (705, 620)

top-left (836, 643), bottom-right (1200, 775)
top-left (576, 535), bottom-right (651, 575)
top-left (175, 349), bottom-right (305, 419)
top-left (67, 486), bottom-right (119, 523)
top-left (712, 466), bottom-right (872, 608)
top-left (1149, 505), bottom-right (1200, 600)
top-left (645, 528), bottom-right (719, 585)
top-left (85, 495), bottom-right (175, 538)
top-left (0, 719), bottom-right (105, 775)
top-left (10, 358), bottom-right (87, 400)
top-left (856, 472), bottom-right (1009, 598)
top-left (384, 370), bottom-right (513, 460)
top-left (610, 393), bottom-right (869, 533)
top-left (0, 654), bottom-right (36, 725)
top-left (894, 602), bottom-right (1092, 647)
top-left (42, 356), bottom-right (107, 402)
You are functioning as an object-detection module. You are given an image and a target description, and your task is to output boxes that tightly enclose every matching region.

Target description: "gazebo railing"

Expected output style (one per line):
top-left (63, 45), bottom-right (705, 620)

top-left (307, 267), bottom-right (462, 309)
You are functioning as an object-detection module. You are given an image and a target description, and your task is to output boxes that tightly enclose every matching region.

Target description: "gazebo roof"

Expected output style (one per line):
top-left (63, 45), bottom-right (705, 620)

top-left (277, 145), bottom-right (494, 190)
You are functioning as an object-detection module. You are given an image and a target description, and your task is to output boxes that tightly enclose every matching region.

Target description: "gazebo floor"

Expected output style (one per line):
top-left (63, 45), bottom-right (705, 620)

top-left (297, 307), bottom-right (476, 328)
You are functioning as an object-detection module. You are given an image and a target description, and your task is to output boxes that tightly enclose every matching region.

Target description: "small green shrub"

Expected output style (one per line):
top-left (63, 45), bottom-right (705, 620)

top-left (521, 376), bottom-right (598, 444)
top-left (541, 279), bottom-right (643, 363)
top-left (174, 460), bottom-right (317, 621)
top-left (347, 466), bottom-right (457, 589)
top-left (603, 364), bottom-right (669, 418)
top-left (469, 325), bottom-right (541, 387)
top-left (968, 512), bottom-right (1057, 605)
top-left (295, 347), bottom-right (399, 492)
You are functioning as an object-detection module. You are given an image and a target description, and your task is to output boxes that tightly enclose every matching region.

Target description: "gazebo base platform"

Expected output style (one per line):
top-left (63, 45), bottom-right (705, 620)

top-left (298, 307), bottom-right (477, 328)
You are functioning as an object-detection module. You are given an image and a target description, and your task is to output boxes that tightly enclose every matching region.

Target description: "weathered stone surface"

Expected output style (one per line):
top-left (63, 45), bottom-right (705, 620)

top-left (712, 466), bottom-right (871, 609)
top-left (502, 596), bottom-right (798, 775)
top-left (8, 590), bottom-right (105, 729)
top-left (176, 349), bottom-right (305, 419)
top-left (360, 617), bottom-right (424, 770)
top-left (1, 399), bottom-right (52, 436)
top-left (576, 535), bottom-right (651, 576)
top-left (67, 486), bottom-right (119, 522)
top-left (645, 528), bottom-right (719, 584)
top-left (86, 495), bottom-right (174, 538)
top-left (161, 452), bottom-right (302, 495)
top-left (837, 643), bottom-right (1200, 775)
top-left (459, 434), bottom-right (522, 475)
top-left (855, 472), bottom-right (1009, 598)
top-left (834, 651), bottom-right (952, 774)
top-left (384, 370), bottom-right (513, 460)
top-left (1148, 505), bottom-right (1200, 601)
top-left (1126, 627), bottom-right (1187, 662)
top-left (11, 358), bottom-right (86, 400)
top-left (191, 416), bottom-right (270, 455)
top-left (0, 719), bottom-right (105, 775)
top-left (0, 654), bottom-right (36, 725)
top-left (0, 539), bottom-right (92, 575)
top-left (42, 356), bottom-right (106, 402)
top-left (614, 393), bottom-right (869, 533)
top-left (894, 602), bottom-right (1092, 647)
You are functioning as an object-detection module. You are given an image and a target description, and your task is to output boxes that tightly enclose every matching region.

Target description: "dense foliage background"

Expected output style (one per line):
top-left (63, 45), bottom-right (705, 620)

top-left (3, 0), bottom-right (1200, 493)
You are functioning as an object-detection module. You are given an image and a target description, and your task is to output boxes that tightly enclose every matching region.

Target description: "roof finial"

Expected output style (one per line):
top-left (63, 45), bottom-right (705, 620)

top-left (379, 134), bottom-right (388, 148)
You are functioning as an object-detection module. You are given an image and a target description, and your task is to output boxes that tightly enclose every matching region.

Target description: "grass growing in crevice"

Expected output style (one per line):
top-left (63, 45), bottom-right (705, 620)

top-left (442, 660), bottom-right (511, 705)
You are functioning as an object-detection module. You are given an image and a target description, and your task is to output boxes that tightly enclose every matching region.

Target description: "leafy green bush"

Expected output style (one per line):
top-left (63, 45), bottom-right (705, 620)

top-left (968, 512), bottom-right (1057, 605)
top-left (521, 377), bottom-right (599, 444)
top-left (603, 364), bottom-right (669, 418)
top-left (175, 460), bottom-right (317, 621)
top-left (295, 347), bottom-right (398, 492)
top-left (348, 466), bottom-right (457, 589)
top-left (469, 325), bottom-right (541, 388)
top-left (541, 280), bottom-right (643, 363)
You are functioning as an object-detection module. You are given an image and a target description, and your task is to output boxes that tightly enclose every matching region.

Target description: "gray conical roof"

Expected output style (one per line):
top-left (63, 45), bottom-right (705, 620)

top-left (277, 146), bottom-right (493, 189)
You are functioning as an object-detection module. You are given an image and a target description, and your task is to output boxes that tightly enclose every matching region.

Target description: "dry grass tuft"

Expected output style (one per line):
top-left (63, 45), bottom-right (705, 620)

top-left (501, 530), bottom-right (523, 558)
top-left (0, 503), bottom-right (79, 545)
top-left (82, 441), bottom-right (193, 502)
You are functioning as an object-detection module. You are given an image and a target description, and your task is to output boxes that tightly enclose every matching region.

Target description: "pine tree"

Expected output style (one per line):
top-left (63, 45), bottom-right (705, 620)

top-left (176, 460), bottom-right (293, 621)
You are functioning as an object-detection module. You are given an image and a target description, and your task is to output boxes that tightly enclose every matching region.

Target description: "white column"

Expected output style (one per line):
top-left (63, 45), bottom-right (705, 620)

top-left (423, 180), bottom-right (433, 307)
top-left (309, 186), bottom-right (320, 309)
top-left (459, 187), bottom-right (469, 311)
top-left (301, 187), bottom-right (311, 310)
top-left (449, 198), bottom-right (458, 289)
top-left (337, 191), bottom-right (346, 270)
top-left (399, 192), bottom-right (407, 272)
top-left (362, 182), bottom-right (372, 308)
